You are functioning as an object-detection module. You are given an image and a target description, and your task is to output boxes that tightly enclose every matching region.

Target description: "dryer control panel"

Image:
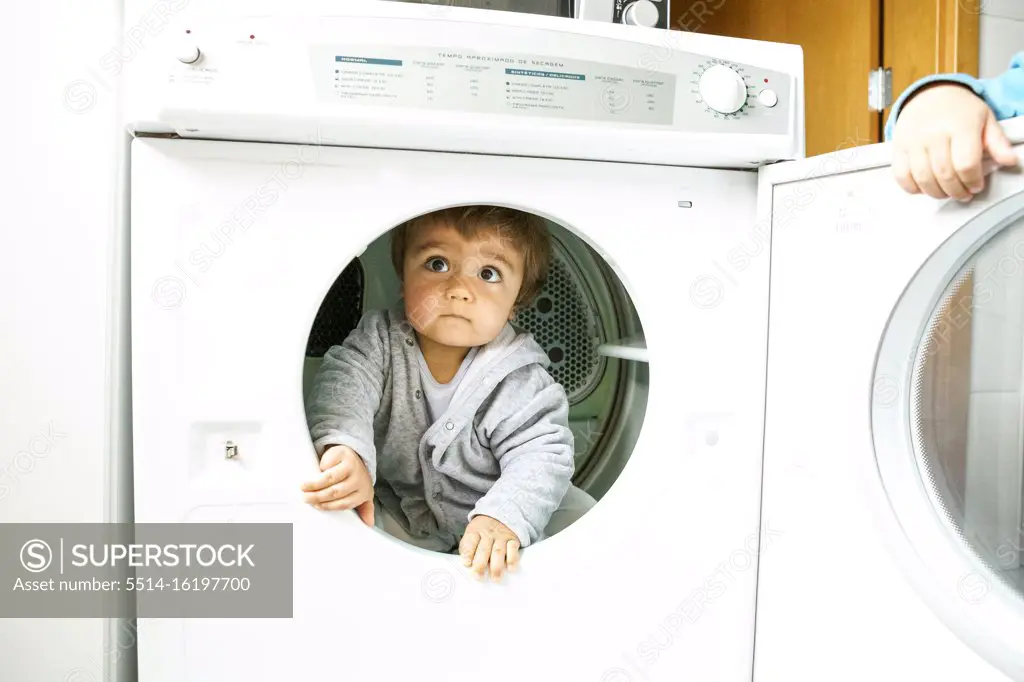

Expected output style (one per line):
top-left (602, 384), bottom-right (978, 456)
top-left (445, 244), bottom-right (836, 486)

top-left (125, 0), bottom-right (804, 167)
top-left (308, 46), bottom-right (790, 132)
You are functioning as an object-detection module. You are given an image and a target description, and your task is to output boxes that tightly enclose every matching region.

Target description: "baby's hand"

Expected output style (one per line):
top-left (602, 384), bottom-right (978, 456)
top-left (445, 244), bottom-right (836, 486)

top-left (301, 445), bottom-right (375, 526)
top-left (892, 83), bottom-right (1018, 201)
top-left (459, 515), bottom-right (521, 583)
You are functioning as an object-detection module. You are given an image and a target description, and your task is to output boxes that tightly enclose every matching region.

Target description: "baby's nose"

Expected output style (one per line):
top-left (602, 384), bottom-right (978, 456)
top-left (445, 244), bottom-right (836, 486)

top-left (445, 284), bottom-right (471, 301)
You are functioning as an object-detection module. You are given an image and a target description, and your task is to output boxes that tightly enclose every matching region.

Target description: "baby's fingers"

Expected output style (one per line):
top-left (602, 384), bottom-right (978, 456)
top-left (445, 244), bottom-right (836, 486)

top-left (950, 126), bottom-right (985, 195)
top-left (489, 542), bottom-right (507, 583)
top-left (909, 147), bottom-right (945, 199)
top-left (470, 535), bottom-right (494, 580)
top-left (303, 478), bottom-right (356, 505)
top-left (300, 464), bottom-right (344, 493)
top-left (984, 112), bottom-right (1019, 167)
top-left (927, 139), bottom-right (972, 201)
top-left (460, 532), bottom-right (481, 568)
top-left (314, 490), bottom-right (365, 511)
top-left (506, 541), bottom-right (521, 573)
top-left (892, 149), bottom-right (921, 195)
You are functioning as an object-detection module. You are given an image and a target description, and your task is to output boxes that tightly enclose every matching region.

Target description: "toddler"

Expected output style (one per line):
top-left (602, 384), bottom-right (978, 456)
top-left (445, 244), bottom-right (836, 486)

top-left (888, 52), bottom-right (1024, 200)
top-left (301, 205), bottom-right (595, 582)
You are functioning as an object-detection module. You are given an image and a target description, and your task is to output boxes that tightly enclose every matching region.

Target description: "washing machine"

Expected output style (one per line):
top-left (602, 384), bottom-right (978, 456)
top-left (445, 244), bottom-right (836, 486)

top-left (121, 1), bottom-right (802, 680)
top-left (753, 116), bottom-right (1024, 681)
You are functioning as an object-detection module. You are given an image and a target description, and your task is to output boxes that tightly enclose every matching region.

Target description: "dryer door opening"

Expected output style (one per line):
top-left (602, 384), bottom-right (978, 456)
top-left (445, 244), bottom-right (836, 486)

top-left (130, 136), bottom-right (770, 682)
top-left (303, 210), bottom-right (646, 513)
top-left (302, 204), bottom-right (644, 552)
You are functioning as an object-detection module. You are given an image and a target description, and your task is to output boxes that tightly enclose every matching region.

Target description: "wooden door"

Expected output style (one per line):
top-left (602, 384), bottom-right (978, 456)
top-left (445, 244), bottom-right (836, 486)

top-left (679, 0), bottom-right (979, 158)
top-left (882, 0), bottom-right (980, 128)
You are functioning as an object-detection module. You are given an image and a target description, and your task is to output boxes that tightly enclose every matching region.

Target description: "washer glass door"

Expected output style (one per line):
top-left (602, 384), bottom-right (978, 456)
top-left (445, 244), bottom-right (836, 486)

top-left (873, 190), bottom-right (1024, 676)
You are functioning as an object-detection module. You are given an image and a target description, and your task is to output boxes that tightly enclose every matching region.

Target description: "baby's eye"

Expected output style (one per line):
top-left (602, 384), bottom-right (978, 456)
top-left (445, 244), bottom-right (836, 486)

top-left (479, 267), bottom-right (502, 283)
top-left (426, 257), bottom-right (449, 273)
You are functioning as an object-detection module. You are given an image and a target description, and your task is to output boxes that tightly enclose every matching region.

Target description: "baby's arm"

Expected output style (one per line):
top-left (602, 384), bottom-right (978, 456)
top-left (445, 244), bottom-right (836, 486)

top-left (306, 311), bottom-right (390, 483)
top-left (886, 52), bottom-right (1024, 199)
top-left (885, 52), bottom-right (1024, 141)
top-left (469, 367), bottom-right (575, 549)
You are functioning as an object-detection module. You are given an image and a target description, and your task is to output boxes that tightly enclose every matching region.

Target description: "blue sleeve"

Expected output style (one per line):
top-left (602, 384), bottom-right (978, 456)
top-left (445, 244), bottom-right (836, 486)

top-left (884, 51), bottom-right (1024, 141)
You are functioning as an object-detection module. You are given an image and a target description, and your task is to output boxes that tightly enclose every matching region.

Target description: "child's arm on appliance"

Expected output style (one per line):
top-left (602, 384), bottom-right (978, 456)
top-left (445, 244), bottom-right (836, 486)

top-left (885, 52), bottom-right (1024, 201)
top-left (467, 366), bottom-right (575, 551)
top-left (303, 311), bottom-right (390, 509)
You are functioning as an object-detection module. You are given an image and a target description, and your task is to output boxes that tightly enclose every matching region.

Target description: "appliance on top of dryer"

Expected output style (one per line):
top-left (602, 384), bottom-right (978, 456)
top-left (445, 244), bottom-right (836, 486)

top-left (120, 2), bottom-right (803, 682)
top-left (575, 0), bottom-right (671, 29)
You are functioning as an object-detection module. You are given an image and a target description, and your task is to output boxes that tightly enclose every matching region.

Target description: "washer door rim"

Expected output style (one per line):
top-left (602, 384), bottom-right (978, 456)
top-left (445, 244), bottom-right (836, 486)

top-left (871, 186), bottom-right (1024, 680)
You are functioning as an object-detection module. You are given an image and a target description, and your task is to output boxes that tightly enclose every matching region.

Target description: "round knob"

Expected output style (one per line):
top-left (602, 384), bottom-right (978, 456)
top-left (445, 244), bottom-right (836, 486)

top-left (698, 64), bottom-right (747, 114)
top-left (622, 0), bottom-right (659, 27)
top-left (758, 88), bottom-right (779, 108)
top-left (176, 45), bottom-right (202, 64)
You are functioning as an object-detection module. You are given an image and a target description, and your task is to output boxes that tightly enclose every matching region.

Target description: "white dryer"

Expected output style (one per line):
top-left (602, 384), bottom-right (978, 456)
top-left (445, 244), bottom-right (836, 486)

top-left (754, 117), bottom-right (1024, 681)
top-left (122, 2), bottom-right (802, 681)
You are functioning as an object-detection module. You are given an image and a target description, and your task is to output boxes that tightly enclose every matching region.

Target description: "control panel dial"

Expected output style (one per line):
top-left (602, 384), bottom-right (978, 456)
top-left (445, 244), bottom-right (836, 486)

top-left (697, 63), bottom-right (747, 114)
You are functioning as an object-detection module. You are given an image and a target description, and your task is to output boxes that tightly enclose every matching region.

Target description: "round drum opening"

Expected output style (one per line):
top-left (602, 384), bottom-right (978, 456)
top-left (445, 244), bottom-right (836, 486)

top-left (910, 215), bottom-right (1024, 596)
top-left (300, 204), bottom-right (648, 569)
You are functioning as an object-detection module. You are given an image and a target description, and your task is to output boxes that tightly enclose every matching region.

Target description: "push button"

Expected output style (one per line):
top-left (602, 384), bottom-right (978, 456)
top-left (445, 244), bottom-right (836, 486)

top-left (415, 389), bottom-right (422, 399)
top-left (444, 421), bottom-right (454, 431)
top-left (758, 89), bottom-right (778, 108)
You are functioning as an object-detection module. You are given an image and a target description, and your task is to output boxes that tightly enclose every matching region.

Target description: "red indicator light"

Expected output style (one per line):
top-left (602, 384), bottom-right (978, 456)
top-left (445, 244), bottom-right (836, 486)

top-left (763, 78), bottom-right (768, 83)
top-left (250, 34), bottom-right (255, 40)
top-left (185, 29), bottom-right (191, 34)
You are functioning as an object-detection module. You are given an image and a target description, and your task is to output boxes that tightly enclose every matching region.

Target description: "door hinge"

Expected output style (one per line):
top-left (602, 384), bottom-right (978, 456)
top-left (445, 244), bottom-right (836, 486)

top-left (869, 67), bottom-right (893, 111)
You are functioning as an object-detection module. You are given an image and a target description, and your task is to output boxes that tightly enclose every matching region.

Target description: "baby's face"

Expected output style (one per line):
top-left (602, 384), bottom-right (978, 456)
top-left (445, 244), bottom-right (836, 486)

top-left (402, 220), bottom-right (525, 349)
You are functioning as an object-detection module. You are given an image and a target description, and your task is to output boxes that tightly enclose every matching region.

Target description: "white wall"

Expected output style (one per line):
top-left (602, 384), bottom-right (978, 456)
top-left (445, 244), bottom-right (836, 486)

top-left (0, 1), bottom-right (126, 681)
top-left (979, 0), bottom-right (1024, 79)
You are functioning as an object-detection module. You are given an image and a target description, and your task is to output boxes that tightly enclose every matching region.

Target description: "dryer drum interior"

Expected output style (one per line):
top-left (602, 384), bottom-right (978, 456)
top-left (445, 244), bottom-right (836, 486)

top-left (302, 215), bottom-right (649, 518)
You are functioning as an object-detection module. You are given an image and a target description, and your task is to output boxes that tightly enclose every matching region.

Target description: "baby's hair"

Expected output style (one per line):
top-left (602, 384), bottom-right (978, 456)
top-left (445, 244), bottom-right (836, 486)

top-left (390, 205), bottom-right (552, 308)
